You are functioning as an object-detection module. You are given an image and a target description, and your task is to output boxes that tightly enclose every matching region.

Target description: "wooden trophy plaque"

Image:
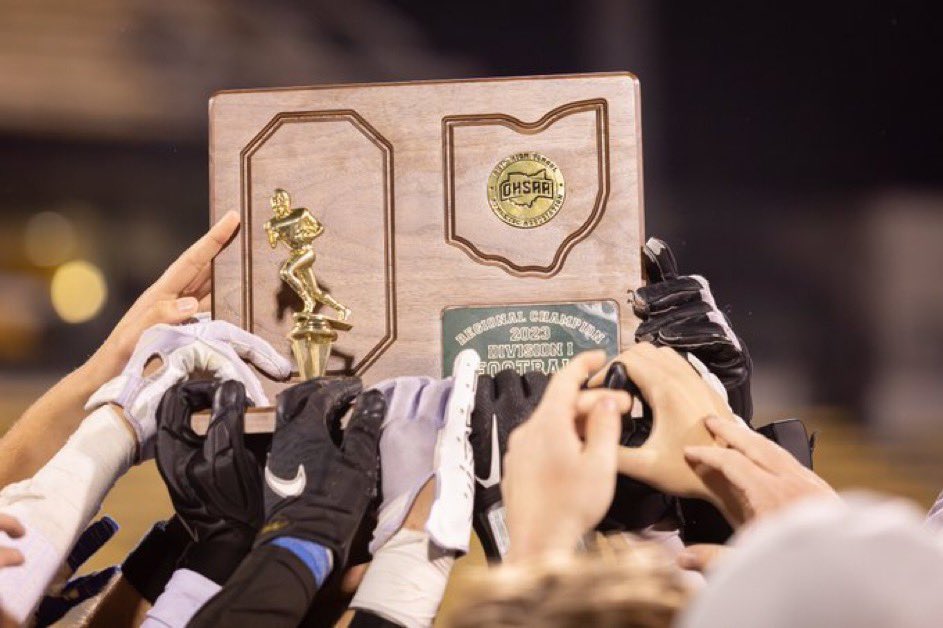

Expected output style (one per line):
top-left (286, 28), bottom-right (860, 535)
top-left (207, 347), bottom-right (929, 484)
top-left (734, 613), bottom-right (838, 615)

top-left (209, 72), bottom-right (644, 431)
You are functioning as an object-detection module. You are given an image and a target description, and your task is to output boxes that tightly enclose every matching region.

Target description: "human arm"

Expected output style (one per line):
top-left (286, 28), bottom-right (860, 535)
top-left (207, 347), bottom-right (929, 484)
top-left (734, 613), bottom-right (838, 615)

top-left (0, 211), bottom-right (240, 486)
top-left (0, 321), bottom-right (286, 623)
top-left (189, 378), bottom-right (385, 627)
top-left (587, 342), bottom-right (739, 503)
top-left (683, 415), bottom-right (838, 528)
top-left (346, 351), bottom-right (479, 627)
top-left (30, 516), bottom-right (119, 627)
top-left (501, 351), bottom-right (630, 562)
top-left (469, 368), bottom-right (548, 561)
top-left (82, 518), bottom-right (192, 628)
top-left (136, 379), bottom-right (262, 628)
top-left (633, 237), bottom-right (752, 422)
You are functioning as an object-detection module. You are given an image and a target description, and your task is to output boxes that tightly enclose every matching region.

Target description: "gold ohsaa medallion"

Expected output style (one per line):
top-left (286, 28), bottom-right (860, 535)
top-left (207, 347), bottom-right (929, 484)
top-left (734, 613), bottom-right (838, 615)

top-left (487, 152), bottom-right (566, 228)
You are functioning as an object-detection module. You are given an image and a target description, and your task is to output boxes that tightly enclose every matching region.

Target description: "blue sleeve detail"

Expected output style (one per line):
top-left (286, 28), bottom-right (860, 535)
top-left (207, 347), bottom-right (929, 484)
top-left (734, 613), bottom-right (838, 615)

top-left (267, 537), bottom-right (334, 587)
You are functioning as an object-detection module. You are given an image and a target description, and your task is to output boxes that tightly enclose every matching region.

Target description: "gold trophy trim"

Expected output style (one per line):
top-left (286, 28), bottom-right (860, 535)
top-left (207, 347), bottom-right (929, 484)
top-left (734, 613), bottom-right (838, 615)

top-left (263, 188), bottom-right (351, 380)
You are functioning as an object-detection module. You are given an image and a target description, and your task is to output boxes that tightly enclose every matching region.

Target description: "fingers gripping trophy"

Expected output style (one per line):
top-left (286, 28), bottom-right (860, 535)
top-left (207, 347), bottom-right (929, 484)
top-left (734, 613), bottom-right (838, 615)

top-left (264, 188), bottom-right (351, 379)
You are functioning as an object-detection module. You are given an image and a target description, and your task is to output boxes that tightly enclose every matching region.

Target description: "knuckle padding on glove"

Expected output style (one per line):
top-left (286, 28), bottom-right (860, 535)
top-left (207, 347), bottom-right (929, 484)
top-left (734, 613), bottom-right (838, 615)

top-left (656, 321), bottom-right (737, 349)
top-left (342, 390), bottom-right (386, 472)
top-left (633, 277), bottom-right (704, 314)
top-left (635, 302), bottom-right (714, 338)
top-left (258, 378), bottom-right (381, 569)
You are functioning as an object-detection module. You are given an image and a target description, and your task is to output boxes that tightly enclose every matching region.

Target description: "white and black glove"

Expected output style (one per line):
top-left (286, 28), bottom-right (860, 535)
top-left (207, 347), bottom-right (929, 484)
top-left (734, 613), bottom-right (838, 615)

top-left (469, 368), bottom-right (549, 561)
top-left (368, 350), bottom-right (480, 555)
top-left (86, 316), bottom-right (291, 460)
top-left (633, 237), bottom-right (753, 423)
top-left (349, 351), bottom-right (478, 628)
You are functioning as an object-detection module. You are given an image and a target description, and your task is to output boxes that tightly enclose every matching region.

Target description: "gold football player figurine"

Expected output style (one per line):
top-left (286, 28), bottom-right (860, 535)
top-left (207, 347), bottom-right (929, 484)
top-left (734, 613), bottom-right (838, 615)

top-left (265, 188), bottom-right (350, 320)
top-left (264, 188), bottom-right (351, 379)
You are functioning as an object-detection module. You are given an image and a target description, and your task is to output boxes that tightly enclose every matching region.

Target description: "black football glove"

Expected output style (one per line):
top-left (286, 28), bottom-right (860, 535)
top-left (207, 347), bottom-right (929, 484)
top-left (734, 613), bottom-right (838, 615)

top-left (121, 516), bottom-right (192, 604)
top-left (155, 379), bottom-right (262, 584)
top-left (470, 369), bottom-right (549, 561)
top-left (596, 362), bottom-right (677, 532)
top-left (255, 377), bottom-right (384, 572)
top-left (33, 516), bottom-right (120, 627)
top-left (633, 237), bottom-right (753, 423)
top-left (757, 418), bottom-right (815, 469)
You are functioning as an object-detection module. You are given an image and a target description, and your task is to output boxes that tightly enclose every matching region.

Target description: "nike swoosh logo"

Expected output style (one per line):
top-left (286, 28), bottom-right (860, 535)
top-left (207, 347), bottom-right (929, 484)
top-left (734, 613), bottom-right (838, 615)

top-left (475, 414), bottom-right (502, 489)
top-left (264, 464), bottom-right (306, 498)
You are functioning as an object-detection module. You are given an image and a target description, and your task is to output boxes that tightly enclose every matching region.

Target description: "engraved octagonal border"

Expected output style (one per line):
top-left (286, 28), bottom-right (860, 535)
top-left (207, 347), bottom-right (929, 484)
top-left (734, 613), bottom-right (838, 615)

top-left (239, 110), bottom-right (396, 375)
top-left (442, 99), bottom-right (610, 277)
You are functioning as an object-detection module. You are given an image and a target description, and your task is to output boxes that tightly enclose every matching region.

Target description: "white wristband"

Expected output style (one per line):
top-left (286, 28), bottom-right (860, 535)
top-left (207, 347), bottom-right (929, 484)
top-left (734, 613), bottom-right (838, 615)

top-left (142, 568), bottom-right (221, 628)
top-left (351, 528), bottom-right (455, 628)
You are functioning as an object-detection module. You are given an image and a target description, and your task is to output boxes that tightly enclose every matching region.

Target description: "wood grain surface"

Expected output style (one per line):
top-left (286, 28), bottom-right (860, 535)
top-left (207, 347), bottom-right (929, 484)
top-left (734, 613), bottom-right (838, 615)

top-left (210, 72), bottom-right (644, 407)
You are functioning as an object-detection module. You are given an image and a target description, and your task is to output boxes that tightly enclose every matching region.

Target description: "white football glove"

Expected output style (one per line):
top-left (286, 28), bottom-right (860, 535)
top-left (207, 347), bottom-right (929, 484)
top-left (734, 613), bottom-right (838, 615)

top-left (86, 316), bottom-right (291, 460)
top-left (370, 350), bottom-right (479, 554)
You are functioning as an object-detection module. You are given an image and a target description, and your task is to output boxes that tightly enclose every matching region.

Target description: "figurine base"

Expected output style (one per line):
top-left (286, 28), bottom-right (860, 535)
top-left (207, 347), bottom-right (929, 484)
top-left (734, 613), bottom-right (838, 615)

top-left (289, 312), bottom-right (353, 380)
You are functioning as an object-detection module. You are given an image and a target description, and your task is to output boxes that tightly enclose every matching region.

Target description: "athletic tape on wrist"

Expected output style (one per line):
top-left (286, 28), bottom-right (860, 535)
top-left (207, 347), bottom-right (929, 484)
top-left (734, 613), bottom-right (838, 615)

top-left (351, 528), bottom-right (455, 628)
top-left (144, 568), bottom-right (221, 628)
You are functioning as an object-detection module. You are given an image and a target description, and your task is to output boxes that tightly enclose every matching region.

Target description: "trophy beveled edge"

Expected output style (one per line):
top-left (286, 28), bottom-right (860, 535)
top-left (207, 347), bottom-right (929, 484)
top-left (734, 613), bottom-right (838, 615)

top-left (208, 71), bottom-right (641, 101)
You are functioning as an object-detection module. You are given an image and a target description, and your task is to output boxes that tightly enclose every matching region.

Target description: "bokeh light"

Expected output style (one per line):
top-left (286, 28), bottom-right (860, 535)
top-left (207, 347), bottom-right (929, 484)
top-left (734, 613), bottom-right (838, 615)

top-left (24, 211), bottom-right (77, 267)
top-left (50, 260), bottom-right (107, 323)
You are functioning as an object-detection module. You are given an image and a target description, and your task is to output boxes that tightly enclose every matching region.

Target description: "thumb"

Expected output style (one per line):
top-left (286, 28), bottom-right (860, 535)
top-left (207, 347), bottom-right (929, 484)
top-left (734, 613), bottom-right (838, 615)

top-left (582, 397), bottom-right (622, 471)
top-left (677, 543), bottom-right (730, 573)
top-left (641, 237), bottom-right (679, 283)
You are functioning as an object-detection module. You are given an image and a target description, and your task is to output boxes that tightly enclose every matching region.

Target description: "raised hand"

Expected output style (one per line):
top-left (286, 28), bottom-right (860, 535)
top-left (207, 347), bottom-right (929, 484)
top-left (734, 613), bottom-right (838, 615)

top-left (468, 367), bottom-right (549, 560)
top-left (89, 211), bottom-right (240, 382)
top-left (684, 415), bottom-right (838, 527)
top-left (86, 318), bottom-right (291, 460)
top-left (155, 380), bottom-right (263, 584)
top-left (633, 237), bottom-right (752, 422)
top-left (370, 350), bottom-right (480, 555)
top-left (256, 377), bottom-right (385, 572)
top-left (502, 351), bottom-right (631, 561)
top-left (598, 342), bottom-right (738, 501)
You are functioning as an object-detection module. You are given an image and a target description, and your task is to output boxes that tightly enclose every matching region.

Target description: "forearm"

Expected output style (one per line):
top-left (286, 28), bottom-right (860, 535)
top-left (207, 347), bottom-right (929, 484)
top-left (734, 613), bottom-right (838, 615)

top-left (0, 357), bottom-right (113, 486)
top-left (0, 405), bottom-right (135, 622)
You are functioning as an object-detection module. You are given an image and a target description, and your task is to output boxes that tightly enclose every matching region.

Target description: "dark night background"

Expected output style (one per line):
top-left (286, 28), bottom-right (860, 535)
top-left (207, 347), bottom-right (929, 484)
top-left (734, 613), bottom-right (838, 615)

top-left (1, 0), bottom-right (941, 430)
top-left (3, 0), bottom-right (943, 597)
